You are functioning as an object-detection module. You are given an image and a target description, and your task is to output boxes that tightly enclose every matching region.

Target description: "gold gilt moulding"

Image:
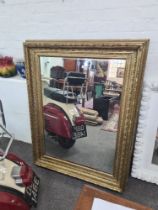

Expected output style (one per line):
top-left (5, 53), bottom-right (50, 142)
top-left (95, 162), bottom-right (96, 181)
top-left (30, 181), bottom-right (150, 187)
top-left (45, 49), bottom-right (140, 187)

top-left (24, 39), bottom-right (149, 192)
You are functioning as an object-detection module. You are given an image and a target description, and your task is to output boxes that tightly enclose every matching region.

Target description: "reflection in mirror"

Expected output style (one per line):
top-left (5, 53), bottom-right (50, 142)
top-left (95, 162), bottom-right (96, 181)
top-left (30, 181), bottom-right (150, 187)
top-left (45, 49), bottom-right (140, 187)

top-left (40, 57), bottom-right (126, 174)
top-left (152, 127), bottom-right (158, 165)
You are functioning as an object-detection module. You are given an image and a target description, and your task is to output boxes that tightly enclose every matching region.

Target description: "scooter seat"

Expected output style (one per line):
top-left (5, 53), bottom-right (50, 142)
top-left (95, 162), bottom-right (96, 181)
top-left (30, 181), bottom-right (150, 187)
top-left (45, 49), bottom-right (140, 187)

top-left (44, 87), bottom-right (77, 103)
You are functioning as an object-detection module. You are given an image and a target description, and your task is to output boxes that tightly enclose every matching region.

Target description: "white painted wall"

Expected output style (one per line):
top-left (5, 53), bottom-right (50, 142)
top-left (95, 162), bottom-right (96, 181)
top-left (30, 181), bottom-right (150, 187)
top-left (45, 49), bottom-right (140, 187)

top-left (0, 0), bottom-right (158, 143)
top-left (0, 76), bottom-right (31, 143)
top-left (0, 0), bottom-right (158, 81)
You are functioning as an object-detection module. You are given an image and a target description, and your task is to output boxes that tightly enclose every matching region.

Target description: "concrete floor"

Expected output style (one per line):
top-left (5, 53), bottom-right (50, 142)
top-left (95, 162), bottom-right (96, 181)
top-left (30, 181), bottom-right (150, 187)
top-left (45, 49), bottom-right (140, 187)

top-left (45, 124), bottom-right (117, 174)
top-left (1, 138), bottom-right (158, 210)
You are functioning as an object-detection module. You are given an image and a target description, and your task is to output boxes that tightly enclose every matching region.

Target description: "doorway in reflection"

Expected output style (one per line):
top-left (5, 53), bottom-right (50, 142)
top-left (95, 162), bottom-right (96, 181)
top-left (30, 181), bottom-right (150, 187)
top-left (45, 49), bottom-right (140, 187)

top-left (40, 57), bottom-right (126, 174)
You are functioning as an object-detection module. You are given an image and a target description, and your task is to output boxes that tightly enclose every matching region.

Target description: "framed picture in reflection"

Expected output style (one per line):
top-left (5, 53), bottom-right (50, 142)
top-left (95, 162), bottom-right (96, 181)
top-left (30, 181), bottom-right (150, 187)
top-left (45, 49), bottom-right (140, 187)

top-left (116, 67), bottom-right (124, 78)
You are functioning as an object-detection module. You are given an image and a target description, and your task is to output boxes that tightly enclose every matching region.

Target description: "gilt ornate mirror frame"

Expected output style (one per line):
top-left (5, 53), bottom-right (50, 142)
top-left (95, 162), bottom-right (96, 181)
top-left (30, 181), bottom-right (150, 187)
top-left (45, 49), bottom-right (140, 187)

top-left (24, 40), bottom-right (149, 192)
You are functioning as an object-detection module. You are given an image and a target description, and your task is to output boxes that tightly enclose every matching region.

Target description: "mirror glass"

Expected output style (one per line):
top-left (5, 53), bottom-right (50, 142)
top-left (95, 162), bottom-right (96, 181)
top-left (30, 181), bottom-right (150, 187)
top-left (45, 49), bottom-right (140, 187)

top-left (40, 57), bottom-right (126, 174)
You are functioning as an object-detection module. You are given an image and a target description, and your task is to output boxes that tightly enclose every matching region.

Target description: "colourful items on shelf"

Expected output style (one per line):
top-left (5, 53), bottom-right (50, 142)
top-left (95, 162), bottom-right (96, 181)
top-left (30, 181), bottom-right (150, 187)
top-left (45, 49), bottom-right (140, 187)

top-left (0, 56), bottom-right (16, 78)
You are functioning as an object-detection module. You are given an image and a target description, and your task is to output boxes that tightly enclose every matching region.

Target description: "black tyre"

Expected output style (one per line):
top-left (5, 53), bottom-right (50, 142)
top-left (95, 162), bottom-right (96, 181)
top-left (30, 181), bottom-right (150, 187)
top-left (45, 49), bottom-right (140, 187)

top-left (58, 137), bottom-right (76, 149)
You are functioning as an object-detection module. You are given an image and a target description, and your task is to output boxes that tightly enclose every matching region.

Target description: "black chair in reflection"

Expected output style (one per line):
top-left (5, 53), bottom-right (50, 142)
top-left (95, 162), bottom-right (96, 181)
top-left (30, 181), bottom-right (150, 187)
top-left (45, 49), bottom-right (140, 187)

top-left (63, 72), bottom-right (87, 100)
top-left (47, 66), bottom-right (87, 104)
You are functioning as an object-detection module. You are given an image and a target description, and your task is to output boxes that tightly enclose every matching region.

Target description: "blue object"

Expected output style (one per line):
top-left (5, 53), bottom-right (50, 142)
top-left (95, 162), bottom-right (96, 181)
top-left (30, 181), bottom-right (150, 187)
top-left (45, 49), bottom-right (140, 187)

top-left (16, 62), bottom-right (26, 78)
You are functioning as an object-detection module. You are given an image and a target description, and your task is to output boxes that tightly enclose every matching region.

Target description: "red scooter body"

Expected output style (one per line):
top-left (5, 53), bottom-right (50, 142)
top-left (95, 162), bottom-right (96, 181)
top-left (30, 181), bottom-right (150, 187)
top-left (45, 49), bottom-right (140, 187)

top-left (0, 153), bottom-right (40, 210)
top-left (44, 103), bottom-right (72, 139)
top-left (43, 101), bottom-right (87, 149)
top-left (43, 76), bottom-right (87, 149)
top-left (0, 192), bottom-right (29, 210)
top-left (0, 100), bottom-right (40, 210)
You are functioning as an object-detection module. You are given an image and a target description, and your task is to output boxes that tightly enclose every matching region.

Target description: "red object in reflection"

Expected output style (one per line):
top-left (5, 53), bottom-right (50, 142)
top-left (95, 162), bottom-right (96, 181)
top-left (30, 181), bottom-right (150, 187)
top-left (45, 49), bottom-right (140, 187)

top-left (43, 103), bottom-right (72, 139)
top-left (74, 114), bottom-right (85, 126)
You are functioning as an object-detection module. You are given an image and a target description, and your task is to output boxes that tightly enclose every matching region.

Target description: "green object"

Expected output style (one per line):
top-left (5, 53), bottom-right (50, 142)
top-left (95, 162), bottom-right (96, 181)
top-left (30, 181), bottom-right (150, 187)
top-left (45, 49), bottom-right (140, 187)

top-left (94, 83), bottom-right (104, 98)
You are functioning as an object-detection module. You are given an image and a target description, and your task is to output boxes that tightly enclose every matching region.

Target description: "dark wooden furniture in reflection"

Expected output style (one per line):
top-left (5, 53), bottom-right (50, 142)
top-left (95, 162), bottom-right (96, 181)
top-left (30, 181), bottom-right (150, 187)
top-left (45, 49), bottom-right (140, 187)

top-left (73, 185), bottom-right (152, 210)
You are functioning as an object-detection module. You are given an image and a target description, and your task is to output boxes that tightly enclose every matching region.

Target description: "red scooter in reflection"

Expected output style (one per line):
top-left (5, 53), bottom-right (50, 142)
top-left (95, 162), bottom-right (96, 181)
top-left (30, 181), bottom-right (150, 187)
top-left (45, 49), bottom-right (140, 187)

top-left (43, 72), bottom-right (87, 149)
top-left (0, 100), bottom-right (40, 210)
